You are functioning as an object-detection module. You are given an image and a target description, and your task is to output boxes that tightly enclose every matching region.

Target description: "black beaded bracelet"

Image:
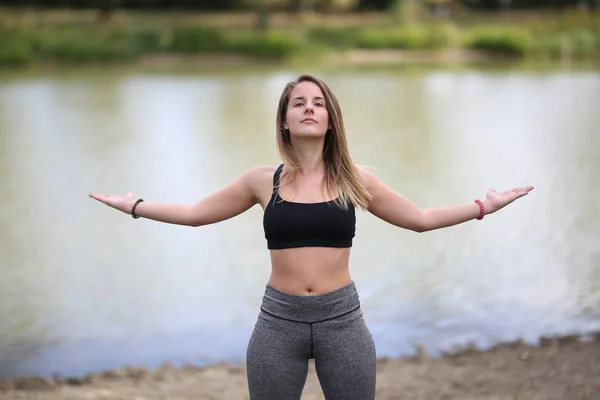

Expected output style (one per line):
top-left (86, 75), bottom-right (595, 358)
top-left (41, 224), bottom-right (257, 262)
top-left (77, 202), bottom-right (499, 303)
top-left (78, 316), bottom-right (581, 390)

top-left (131, 198), bottom-right (144, 219)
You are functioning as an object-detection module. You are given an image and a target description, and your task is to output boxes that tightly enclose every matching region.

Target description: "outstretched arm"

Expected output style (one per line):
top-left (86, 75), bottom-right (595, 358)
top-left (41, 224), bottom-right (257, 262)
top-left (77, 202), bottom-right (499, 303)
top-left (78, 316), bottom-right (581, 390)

top-left (358, 167), bottom-right (533, 233)
top-left (89, 166), bottom-right (266, 227)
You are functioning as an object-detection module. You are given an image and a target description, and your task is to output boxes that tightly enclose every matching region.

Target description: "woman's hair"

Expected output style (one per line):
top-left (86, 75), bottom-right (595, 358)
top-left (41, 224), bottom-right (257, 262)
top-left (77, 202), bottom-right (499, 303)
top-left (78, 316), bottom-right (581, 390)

top-left (275, 73), bottom-right (371, 210)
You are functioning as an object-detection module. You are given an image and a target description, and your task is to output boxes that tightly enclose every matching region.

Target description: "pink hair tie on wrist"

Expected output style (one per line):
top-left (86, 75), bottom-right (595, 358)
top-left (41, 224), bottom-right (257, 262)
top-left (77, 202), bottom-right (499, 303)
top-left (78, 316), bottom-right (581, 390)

top-left (474, 199), bottom-right (485, 220)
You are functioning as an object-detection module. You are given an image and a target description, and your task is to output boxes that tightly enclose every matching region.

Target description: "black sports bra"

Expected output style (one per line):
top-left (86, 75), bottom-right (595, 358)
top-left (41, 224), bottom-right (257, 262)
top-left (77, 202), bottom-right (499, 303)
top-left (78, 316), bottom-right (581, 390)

top-left (263, 164), bottom-right (356, 250)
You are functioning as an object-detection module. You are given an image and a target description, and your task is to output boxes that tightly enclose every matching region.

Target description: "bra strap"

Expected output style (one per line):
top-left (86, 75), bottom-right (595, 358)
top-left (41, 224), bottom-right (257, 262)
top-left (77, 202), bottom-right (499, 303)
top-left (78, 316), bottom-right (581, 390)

top-left (272, 164), bottom-right (284, 193)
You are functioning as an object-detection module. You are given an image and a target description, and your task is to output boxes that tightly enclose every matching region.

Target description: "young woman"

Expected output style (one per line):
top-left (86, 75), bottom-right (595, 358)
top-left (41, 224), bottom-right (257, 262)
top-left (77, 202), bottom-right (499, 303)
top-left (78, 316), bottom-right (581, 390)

top-left (89, 73), bottom-right (533, 400)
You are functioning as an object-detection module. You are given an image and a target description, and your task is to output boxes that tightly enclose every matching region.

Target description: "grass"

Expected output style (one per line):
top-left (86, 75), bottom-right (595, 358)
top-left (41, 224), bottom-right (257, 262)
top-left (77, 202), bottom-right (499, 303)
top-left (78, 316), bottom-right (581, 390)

top-left (0, 8), bottom-right (598, 68)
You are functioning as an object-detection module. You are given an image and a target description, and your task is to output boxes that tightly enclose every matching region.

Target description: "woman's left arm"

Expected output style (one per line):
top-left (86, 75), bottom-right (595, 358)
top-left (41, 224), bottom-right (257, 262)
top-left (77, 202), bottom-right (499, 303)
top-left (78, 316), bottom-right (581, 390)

top-left (358, 167), bottom-right (534, 233)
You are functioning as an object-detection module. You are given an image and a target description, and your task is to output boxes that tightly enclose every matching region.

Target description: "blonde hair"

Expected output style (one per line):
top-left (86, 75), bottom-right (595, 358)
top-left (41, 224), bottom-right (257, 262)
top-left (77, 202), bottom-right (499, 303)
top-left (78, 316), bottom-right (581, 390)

top-left (275, 73), bottom-right (371, 210)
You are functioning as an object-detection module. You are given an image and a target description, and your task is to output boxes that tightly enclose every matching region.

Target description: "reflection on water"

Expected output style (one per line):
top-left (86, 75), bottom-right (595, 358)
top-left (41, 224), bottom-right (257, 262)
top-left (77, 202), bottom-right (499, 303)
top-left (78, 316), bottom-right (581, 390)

top-left (0, 69), bottom-right (599, 379)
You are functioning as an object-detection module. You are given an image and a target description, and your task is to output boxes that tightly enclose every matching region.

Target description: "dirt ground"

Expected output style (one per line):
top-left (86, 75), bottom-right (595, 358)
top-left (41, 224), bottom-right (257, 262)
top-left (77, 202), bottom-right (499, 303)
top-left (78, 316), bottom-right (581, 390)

top-left (1, 334), bottom-right (599, 400)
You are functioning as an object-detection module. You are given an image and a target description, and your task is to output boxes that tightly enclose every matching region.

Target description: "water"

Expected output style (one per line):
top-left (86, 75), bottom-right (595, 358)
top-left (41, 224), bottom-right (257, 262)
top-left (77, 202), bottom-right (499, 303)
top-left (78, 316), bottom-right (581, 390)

top-left (0, 67), bottom-right (599, 380)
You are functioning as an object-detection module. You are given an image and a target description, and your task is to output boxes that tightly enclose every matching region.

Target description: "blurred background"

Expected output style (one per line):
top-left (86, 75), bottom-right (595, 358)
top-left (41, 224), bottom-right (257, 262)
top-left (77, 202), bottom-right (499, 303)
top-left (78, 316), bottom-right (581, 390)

top-left (0, 0), bottom-right (599, 383)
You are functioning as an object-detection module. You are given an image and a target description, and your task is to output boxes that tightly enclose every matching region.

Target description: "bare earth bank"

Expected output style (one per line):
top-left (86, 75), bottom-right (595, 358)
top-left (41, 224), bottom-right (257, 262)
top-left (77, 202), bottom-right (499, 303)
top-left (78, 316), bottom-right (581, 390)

top-left (1, 335), bottom-right (599, 400)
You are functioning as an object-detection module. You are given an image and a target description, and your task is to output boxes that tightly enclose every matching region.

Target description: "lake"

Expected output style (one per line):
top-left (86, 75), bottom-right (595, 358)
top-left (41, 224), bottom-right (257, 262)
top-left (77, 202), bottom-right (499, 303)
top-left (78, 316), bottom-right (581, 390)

top-left (0, 66), bottom-right (599, 380)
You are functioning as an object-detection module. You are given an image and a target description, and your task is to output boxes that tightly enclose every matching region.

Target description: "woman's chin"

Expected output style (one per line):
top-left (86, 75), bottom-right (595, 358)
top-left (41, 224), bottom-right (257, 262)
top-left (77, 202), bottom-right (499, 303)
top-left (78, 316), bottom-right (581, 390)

top-left (291, 130), bottom-right (327, 141)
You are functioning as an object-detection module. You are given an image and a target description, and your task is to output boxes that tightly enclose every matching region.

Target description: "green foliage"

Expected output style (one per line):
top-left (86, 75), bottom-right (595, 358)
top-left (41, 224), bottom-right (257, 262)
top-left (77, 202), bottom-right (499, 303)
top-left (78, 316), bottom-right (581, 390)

top-left (128, 28), bottom-right (166, 53)
top-left (308, 22), bottom-right (462, 51)
top-left (465, 28), bottom-right (533, 56)
top-left (357, 26), bottom-right (428, 49)
top-left (0, 10), bottom-right (598, 67)
top-left (530, 29), bottom-right (600, 60)
top-left (227, 32), bottom-right (302, 60)
top-left (170, 26), bottom-right (225, 53)
top-left (567, 29), bottom-right (599, 57)
top-left (307, 26), bottom-right (361, 50)
top-left (32, 28), bottom-right (137, 62)
top-left (426, 22), bottom-right (462, 49)
top-left (0, 31), bottom-right (34, 66)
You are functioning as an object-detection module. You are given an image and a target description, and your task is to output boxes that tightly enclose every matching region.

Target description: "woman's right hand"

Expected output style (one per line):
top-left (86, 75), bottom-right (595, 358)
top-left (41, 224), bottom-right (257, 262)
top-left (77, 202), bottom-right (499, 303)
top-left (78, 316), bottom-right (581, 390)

top-left (89, 192), bottom-right (136, 214)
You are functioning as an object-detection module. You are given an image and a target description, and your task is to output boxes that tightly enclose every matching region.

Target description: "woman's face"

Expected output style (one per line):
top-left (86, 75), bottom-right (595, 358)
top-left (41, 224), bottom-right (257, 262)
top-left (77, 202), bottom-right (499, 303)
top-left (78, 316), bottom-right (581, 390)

top-left (284, 81), bottom-right (330, 140)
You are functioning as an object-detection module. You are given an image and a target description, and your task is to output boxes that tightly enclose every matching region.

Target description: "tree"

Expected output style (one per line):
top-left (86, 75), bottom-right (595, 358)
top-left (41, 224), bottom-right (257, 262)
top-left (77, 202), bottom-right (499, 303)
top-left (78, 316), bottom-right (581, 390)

top-left (255, 0), bottom-right (269, 33)
top-left (356, 0), bottom-right (396, 10)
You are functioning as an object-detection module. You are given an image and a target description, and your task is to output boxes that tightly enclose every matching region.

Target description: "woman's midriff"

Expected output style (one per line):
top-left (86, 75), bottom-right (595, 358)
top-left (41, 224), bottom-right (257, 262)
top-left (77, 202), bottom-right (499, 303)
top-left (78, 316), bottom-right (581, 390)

top-left (268, 247), bottom-right (352, 295)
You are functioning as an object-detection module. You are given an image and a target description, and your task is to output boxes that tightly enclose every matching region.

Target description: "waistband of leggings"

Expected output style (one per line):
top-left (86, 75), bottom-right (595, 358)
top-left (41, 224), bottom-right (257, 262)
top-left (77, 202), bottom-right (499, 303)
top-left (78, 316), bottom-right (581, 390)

top-left (260, 281), bottom-right (360, 323)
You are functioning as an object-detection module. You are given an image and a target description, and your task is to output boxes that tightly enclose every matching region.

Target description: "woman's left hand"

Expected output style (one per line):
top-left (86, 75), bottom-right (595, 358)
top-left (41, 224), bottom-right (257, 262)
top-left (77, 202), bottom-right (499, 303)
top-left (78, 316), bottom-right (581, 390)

top-left (484, 186), bottom-right (534, 215)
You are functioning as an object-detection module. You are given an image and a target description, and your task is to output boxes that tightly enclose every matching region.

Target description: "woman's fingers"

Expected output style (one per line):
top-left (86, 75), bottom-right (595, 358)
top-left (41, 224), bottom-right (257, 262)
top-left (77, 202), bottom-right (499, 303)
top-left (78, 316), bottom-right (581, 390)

top-left (89, 193), bottom-right (116, 206)
top-left (89, 192), bottom-right (104, 201)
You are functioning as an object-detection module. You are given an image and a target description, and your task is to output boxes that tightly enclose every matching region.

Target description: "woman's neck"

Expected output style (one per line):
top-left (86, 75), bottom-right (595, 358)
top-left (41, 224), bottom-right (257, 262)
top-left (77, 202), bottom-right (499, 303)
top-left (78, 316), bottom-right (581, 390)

top-left (290, 138), bottom-right (325, 175)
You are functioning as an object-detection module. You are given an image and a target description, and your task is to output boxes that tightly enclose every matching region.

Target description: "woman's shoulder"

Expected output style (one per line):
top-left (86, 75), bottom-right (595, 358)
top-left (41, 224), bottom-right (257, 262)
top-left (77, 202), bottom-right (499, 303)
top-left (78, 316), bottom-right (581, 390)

top-left (239, 165), bottom-right (280, 187)
top-left (354, 164), bottom-right (378, 187)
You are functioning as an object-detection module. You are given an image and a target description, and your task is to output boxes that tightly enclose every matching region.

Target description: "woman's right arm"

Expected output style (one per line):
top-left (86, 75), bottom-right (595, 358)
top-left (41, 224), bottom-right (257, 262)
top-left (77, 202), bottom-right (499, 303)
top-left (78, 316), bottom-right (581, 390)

top-left (89, 166), bottom-right (269, 227)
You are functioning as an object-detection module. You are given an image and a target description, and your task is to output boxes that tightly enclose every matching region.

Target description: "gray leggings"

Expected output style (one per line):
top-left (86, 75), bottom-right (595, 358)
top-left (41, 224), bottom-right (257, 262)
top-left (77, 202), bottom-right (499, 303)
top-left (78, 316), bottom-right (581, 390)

top-left (246, 281), bottom-right (376, 400)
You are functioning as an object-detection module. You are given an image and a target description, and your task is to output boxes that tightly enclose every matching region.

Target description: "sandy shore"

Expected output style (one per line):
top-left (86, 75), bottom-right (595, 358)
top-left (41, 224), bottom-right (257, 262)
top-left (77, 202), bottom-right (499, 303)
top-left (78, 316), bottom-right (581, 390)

top-left (1, 334), bottom-right (599, 400)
